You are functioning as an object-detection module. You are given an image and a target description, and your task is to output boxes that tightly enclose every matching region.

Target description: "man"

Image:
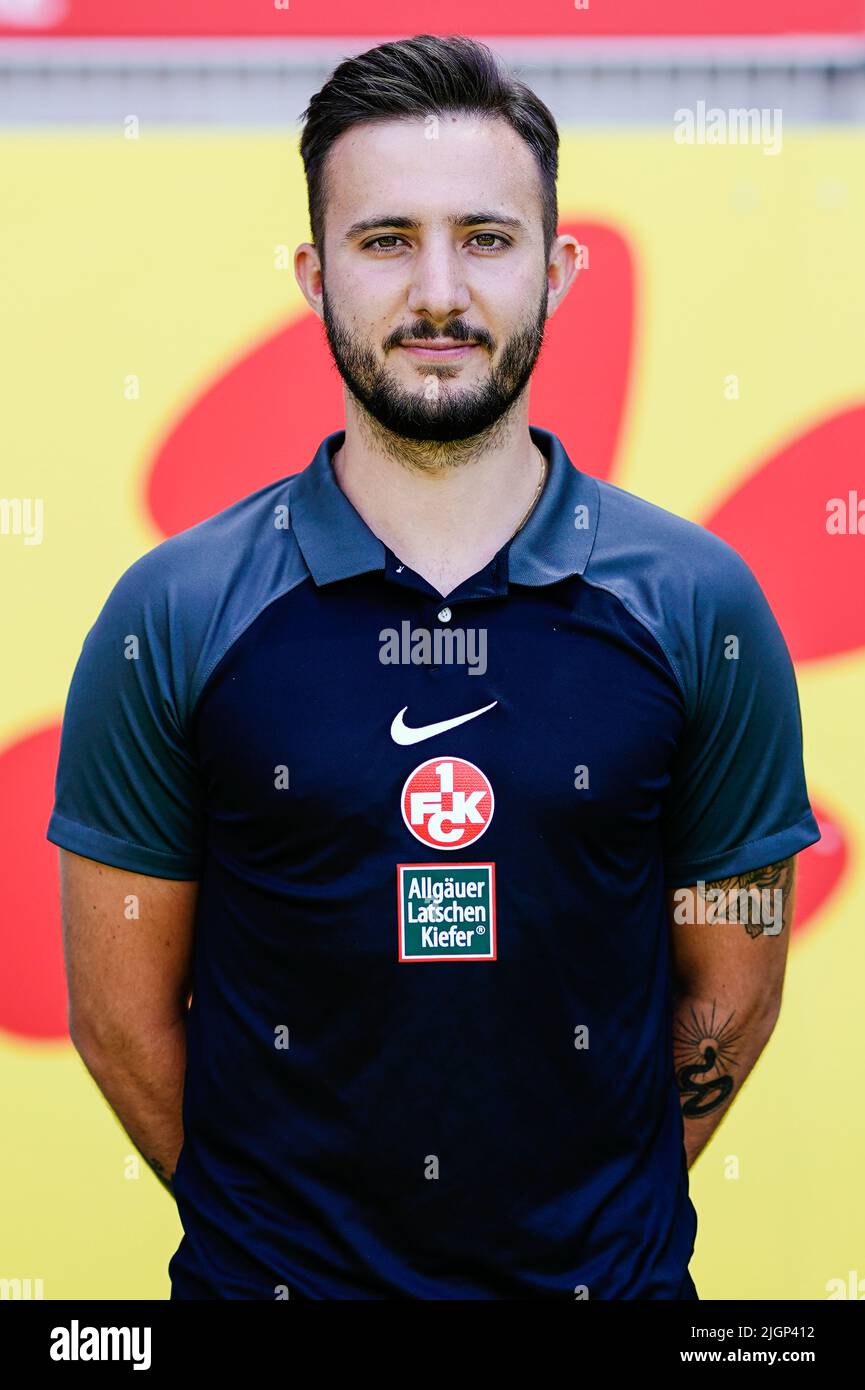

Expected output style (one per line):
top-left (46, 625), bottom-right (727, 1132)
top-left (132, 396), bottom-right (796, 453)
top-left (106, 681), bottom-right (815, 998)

top-left (47, 34), bottom-right (821, 1299)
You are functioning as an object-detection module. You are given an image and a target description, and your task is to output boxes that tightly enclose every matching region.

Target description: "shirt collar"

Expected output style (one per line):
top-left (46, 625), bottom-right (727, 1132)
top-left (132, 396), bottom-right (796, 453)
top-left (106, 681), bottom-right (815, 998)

top-left (289, 425), bottom-right (599, 589)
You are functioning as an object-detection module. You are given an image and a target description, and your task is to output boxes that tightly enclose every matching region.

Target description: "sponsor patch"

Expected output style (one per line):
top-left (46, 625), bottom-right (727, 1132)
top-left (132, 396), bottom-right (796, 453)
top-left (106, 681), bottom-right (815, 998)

top-left (397, 862), bottom-right (496, 961)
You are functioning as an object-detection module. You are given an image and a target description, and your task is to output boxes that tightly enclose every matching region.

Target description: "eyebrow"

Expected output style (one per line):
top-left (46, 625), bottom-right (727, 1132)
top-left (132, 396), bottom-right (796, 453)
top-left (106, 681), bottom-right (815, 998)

top-left (342, 213), bottom-right (526, 243)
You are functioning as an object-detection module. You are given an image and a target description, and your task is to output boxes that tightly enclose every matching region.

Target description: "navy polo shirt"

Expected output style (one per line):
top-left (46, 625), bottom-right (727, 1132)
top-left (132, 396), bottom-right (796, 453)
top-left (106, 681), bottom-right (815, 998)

top-left (46, 425), bottom-right (821, 1299)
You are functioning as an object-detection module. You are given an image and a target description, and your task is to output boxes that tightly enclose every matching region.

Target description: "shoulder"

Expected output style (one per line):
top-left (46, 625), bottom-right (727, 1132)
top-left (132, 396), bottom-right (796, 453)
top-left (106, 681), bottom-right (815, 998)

top-left (585, 477), bottom-right (780, 712)
top-left (116, 473), bottom-right (302, 601)
top-left (590, 476), bottom-right (754, 591)
top-left (86, 474), bottom-right (309, 717)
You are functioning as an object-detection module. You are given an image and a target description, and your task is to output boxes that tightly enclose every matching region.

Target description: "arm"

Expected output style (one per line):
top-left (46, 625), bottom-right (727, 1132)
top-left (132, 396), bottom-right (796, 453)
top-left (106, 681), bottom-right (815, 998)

top-left (667, 856), bottom-right (797, 1168)
top-left (59, 847), bottom-right (199, 1195)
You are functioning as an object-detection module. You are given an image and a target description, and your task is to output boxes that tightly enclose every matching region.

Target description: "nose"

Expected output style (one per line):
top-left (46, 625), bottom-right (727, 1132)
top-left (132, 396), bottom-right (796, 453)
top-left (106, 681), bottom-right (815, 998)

top-left (405, 235), bottom-right (472, 325)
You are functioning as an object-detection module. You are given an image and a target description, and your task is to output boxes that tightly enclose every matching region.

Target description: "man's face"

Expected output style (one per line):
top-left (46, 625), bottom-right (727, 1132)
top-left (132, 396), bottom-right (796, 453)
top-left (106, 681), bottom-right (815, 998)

top-left (314, 114), bottom-right (552, 444)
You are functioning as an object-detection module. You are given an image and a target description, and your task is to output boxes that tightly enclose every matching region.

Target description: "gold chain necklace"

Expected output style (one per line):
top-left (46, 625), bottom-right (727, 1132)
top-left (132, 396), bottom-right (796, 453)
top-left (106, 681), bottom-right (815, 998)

top-left (509, 444), bottom-right (548, 541)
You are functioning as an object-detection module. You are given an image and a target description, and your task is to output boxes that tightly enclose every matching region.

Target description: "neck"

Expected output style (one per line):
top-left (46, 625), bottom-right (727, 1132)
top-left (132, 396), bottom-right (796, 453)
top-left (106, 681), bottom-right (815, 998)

top-left (331, 398), bottom-right (546, 599)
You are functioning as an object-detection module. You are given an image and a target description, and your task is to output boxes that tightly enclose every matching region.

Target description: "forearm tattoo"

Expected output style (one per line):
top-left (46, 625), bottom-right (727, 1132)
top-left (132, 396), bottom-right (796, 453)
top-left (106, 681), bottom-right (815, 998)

top-left (674, 1001), bottom-right (743, 1118)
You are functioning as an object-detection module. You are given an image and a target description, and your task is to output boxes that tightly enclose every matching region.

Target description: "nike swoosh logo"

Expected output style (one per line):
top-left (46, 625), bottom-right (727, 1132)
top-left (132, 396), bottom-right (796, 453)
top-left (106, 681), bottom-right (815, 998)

top-left (390, 701), bottom-right (498, 746)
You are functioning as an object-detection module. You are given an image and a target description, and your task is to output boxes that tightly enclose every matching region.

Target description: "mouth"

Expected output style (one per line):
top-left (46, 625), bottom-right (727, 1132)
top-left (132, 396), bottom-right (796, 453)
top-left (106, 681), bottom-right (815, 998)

top-left (398, 340), bottom-right (481, 362)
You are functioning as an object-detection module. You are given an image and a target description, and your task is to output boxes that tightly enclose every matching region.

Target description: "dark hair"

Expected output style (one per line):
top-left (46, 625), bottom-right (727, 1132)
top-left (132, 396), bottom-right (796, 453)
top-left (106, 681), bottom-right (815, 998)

top-left (298, 34), bottom-right (559, 269)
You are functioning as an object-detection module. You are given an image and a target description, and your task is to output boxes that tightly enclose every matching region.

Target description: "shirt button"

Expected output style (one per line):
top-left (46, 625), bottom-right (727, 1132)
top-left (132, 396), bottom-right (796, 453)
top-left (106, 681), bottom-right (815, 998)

top-left (437, 606), bottom-right (452, 623)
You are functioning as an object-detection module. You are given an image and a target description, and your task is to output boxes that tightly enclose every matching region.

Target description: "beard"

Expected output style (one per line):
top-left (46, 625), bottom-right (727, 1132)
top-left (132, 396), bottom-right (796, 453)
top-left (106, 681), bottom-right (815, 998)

top-left (320, 280), bottom-right (549, 445)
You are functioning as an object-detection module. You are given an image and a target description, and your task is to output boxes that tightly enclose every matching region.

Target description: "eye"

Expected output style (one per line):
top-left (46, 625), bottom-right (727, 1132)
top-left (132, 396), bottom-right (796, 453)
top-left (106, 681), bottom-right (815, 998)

top-left (363, 235), bottom-right (406, 254)
top-left (469, 233), bottom-right (510, 253)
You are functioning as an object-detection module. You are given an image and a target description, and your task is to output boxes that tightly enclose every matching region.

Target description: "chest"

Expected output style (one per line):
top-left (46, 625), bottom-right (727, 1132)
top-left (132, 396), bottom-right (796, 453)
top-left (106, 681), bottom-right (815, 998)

top-left (192, 575), bottom-right (685, 867)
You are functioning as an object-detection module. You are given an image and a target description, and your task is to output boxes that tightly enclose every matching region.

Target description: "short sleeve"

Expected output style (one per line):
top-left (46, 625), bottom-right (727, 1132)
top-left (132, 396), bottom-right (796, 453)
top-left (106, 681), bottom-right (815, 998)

top-left (661, 546), bottom-right (821, 885)
top-left (46, 553), bottom-right (205, 880)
